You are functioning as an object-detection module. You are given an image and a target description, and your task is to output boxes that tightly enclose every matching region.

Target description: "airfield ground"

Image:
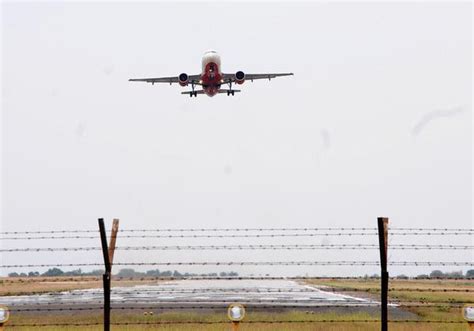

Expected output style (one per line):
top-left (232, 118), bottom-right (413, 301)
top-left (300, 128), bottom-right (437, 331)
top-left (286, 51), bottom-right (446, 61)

top-left (1, 277), bottom-right (472, 330)
top-left (0, 276), bottom-right (157, 296)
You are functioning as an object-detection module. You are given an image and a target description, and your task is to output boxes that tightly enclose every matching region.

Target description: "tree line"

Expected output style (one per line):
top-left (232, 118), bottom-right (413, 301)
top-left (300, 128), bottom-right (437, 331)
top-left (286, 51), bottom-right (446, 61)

top-left (8, 268), bottom-right (473, 279)
top-left (411, 269), bottom-right (474, 279)
top-left (7, 268), bottom-right (239, 278)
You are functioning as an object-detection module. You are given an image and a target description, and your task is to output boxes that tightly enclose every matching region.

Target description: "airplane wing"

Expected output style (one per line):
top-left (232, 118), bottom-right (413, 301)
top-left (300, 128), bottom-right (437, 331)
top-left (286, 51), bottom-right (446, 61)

top-left (221, 73), bottom-right (293, 83)
top-left (129, 74), bottom-right (202, 85)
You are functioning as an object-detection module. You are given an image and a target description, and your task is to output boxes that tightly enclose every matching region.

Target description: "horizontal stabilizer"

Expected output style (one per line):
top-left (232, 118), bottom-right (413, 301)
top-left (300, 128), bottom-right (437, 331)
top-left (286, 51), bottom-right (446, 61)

top-left (181, 90), bottom-right (205, 95)
top-left (217, 89), bottom-right (241, 94)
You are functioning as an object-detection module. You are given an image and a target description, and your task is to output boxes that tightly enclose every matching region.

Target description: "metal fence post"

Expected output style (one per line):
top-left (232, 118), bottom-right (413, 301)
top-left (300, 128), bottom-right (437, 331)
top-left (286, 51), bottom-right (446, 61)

top-left (378, 217), bottom-right (389, 331)
top-left (98, 218), bottom-right (111, 331)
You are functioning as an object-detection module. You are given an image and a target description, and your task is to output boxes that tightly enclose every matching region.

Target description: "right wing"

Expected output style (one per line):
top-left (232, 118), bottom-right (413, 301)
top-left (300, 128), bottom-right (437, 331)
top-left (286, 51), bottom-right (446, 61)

top-left (221, 72), bottom-right (293, 83)
top-left (129, 74), bottom-right (201, 85)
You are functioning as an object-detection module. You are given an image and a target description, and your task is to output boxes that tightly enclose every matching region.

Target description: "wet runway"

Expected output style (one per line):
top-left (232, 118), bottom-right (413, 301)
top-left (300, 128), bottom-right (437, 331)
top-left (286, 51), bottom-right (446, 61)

top-left (2, 279), bottom-right (378, 308)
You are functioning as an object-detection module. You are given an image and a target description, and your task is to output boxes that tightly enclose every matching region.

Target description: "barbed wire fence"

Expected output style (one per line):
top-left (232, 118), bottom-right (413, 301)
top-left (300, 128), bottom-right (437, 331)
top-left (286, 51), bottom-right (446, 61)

top-left (1, 217), bottom-right (473, 330)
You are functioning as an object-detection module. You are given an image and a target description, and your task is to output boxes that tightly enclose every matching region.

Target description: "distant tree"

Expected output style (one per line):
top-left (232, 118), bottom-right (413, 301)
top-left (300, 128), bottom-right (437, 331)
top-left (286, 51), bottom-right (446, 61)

top-left (8, 272), bottom-right (19, 277)
top-left (28, 271), bottom-right (40, 277)
top-left (219, 272), bottom-right (227, 277)
top-left (466, 270), bottom-right (474, 278)
top-left (229, 272), bottom-right (239, 277)
top-left (445, 271), bottom-right (463, 279)
top-left (396, 274), bottom-right (409, 279)
top-left (415, 274), bottom-right (429, 279)
top-left (146, 269), bottom-right (161, 277)
top-left (64, 269), bottom-right (82, 276)
top-left (160, 271), bottom-right (172, 277)
top-left (430, 270), bottom-right (445, 278)
top-left (19, 273), bottom-right (27, 277)
top-left (42, 268), bottom-right (64, 277)
top-left (116, 269), bottom-right (137, 277)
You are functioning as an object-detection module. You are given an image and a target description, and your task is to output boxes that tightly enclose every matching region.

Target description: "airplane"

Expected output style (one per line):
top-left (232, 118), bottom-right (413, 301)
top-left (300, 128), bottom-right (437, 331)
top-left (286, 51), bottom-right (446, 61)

top-left (129, 50), bottom-right (293, 97)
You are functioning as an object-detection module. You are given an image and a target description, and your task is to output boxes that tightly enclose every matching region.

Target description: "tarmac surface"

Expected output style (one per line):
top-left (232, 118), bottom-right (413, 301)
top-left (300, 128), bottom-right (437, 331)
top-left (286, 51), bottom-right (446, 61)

top-left (3, 279), bottom-right (375, 306)
top-left (1, 279), bottom-right (415, 318)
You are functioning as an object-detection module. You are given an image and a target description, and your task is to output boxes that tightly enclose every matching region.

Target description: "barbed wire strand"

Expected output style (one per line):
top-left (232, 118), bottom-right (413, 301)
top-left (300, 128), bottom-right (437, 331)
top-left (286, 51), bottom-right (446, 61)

top-left (3, 230), bottom-right (473, 240)
top-left (4, 261), bottom-right (473, 268)
top-left (3, 287), bottom-right (471, 297)
top-left (7, 298), bottom-right (471, 307)
top-left (7, 320), bottom-right (467, 327)
top-left (2, 226), bottom-right (472, 235)
top-left (3, 275), bottom-right (472, 283)
top-left (8, 302), bottom-right (471, 313)
top-left (3, 243), bottom-right (472, 253)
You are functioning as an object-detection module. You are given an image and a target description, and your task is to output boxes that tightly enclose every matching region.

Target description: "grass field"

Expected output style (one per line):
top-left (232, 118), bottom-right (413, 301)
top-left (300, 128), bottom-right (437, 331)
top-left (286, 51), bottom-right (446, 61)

top-left (6, 311), bottom-right (471, 331)
top-left (0, 276), bottom-right (158, 296)
top-left (2, 277), bottom-right (473, 330)
top-left (303, 278), bottom-right (474, 303)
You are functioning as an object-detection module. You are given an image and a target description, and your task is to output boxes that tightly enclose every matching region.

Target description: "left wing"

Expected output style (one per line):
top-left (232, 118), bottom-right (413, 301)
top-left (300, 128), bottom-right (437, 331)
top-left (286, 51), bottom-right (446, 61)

top-left (221, 73), bottom-right (293, 83)
top-left (129, 74), bottom-right (201, 85)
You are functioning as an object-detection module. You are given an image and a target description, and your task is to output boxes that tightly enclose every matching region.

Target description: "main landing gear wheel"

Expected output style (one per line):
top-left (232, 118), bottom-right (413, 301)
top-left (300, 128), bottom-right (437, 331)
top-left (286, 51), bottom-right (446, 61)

top-left (189, 82), bottom-right (198, 97)
top-left (227, 90), bottom-right (235, 96)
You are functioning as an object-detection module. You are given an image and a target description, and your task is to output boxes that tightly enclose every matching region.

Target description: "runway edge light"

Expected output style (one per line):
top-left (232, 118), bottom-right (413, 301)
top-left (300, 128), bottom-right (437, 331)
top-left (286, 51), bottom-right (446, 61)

top-left (463, 305), bottom-right (474, 330)
top-left (0, 305), bottom-right (10, 329)
top-left (227, 303), bottom-right (246, 330)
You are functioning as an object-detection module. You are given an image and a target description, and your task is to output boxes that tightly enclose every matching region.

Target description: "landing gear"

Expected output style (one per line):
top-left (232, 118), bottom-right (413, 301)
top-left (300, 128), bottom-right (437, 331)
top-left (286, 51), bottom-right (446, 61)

top-left (183, 82), bottom-right (199, 97)
top-left (190, 82), bottom-right (197, 97)
top-left (226, 81), bottom-right (235, 96)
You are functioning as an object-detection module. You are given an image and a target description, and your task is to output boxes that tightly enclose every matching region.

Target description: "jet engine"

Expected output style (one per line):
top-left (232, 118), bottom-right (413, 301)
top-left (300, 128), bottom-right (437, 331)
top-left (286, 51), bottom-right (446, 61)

top-left (235, 71), bottom-right (245, 84)
top-left (178, 73), bottom-right (189, 86)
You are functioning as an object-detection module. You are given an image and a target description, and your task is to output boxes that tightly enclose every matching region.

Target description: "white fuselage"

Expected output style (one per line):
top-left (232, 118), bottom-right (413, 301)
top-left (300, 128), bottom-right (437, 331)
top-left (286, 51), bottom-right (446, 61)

top-left (200, 50), bottom-right (223, 96)
top-left (201, 50), bottom-right (222, 75)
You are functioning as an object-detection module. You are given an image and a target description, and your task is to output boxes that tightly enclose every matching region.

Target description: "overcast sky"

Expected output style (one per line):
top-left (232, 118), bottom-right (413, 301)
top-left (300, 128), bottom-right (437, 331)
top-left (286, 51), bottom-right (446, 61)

top-left (1, 2), bottom-right (472, 277)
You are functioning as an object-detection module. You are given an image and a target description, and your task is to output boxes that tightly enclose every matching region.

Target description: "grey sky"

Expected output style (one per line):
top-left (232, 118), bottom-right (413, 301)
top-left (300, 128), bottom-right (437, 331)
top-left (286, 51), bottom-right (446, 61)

top-left (1, 2), bottom-right (472, 277)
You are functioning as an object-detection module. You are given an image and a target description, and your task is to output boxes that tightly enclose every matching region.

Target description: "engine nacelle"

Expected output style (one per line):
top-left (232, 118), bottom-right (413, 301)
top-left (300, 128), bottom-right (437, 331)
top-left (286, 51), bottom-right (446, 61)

top-left (235, 71), bottom-right (245, 84)
top-left (178, 73), bottom-right (189, 86)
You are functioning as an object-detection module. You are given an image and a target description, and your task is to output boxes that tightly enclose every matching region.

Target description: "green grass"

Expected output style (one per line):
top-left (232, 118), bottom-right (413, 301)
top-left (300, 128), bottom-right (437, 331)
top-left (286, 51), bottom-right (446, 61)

top-left (303, 278), bottom-right (473, 331)
top-left (7, 311), bottom-right (471, 330)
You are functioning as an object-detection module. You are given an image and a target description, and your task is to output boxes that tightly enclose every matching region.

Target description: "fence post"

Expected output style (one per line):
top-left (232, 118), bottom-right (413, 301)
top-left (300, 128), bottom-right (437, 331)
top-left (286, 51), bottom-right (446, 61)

top-left (108, 219), bottom-right (120, 265)
top-left (98, 218), bottom-right (119, 331)
top-left (377, 217), bottom-right (389, 331)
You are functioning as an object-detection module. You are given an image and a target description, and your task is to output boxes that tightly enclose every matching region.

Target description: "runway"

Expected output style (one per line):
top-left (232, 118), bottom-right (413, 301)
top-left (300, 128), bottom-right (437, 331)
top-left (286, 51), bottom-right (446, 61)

top-left (3, 279), bottom-right (377, 308)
